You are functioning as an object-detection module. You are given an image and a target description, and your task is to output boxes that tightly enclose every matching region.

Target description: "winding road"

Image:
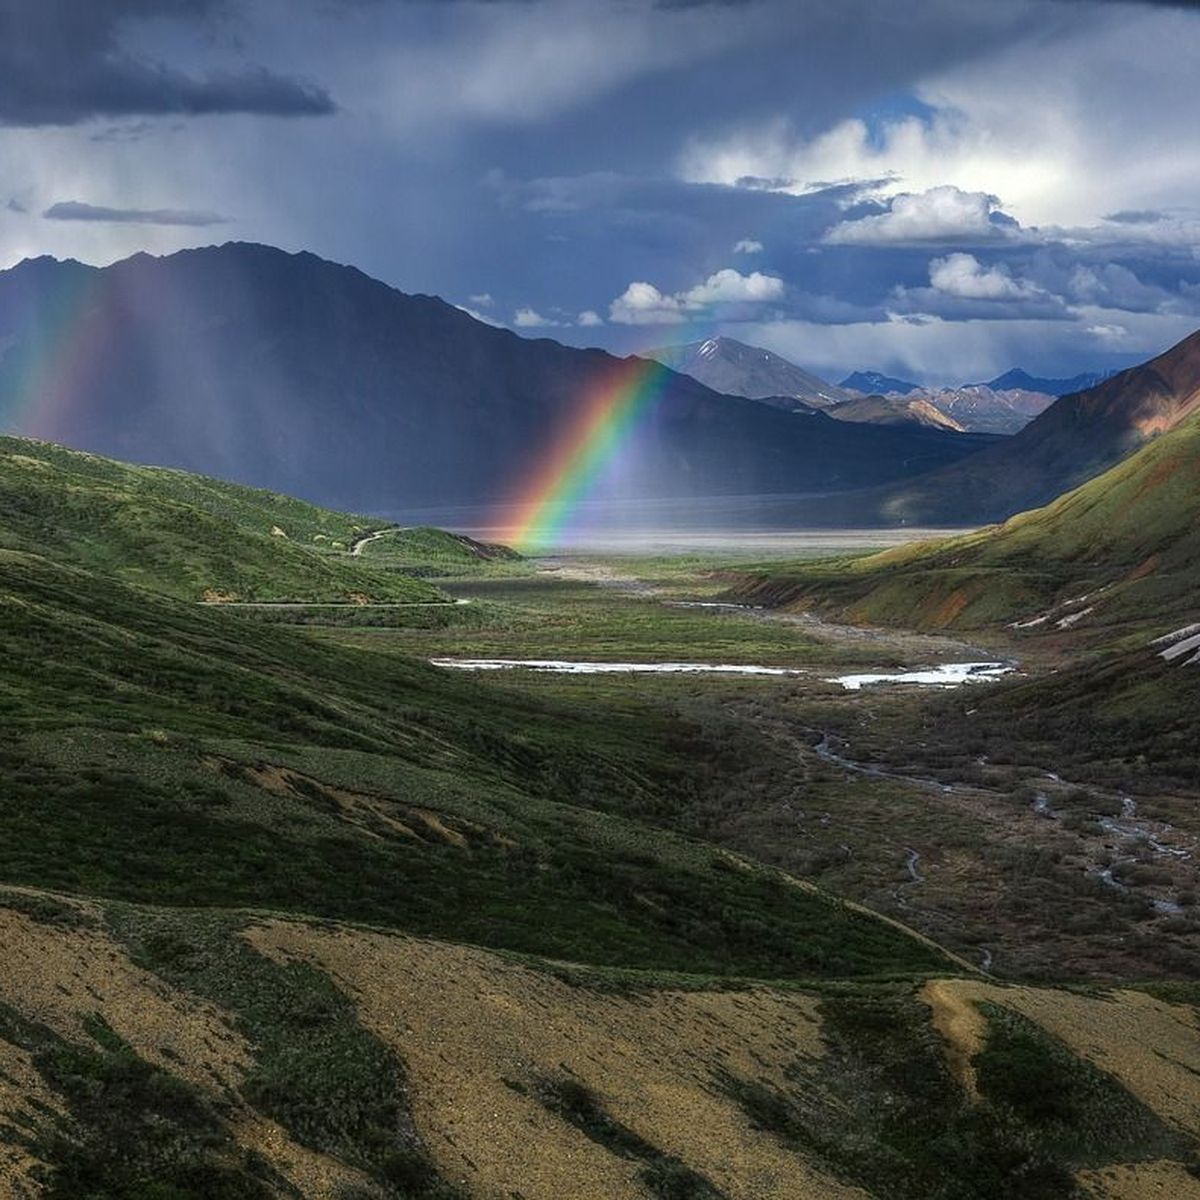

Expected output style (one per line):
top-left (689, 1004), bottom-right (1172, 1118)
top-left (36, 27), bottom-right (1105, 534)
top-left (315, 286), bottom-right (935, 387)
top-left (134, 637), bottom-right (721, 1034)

top-left (350, 526), bottom-right (406, 556)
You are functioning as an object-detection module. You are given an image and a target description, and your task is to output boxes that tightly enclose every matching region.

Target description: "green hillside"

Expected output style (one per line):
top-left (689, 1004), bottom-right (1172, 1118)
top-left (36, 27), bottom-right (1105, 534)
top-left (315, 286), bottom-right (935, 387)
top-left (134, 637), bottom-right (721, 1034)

top-left (0, 436), bottom-right (447, 602)
top-left (354, 524), bottom-right (524, 576)
top-left (727, 409), bottom-right (1200, 633)
top-left (2, 442), bottom-right (1198, 1198)
top-left (0, 546), bottom-right (947, 982)
top-left (0, 437), bottom-right (939, 979)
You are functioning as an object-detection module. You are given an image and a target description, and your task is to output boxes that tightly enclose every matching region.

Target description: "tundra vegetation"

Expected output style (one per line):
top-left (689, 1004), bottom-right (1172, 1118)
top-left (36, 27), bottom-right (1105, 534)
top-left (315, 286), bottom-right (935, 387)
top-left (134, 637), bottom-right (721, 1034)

top-left (1, 435), bottom-right (1198, 1198)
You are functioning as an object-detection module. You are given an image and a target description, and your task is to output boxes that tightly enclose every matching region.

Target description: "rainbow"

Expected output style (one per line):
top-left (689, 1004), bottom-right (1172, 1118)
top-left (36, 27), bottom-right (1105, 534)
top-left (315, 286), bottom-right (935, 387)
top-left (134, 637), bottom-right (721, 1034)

top-left (498, 355), bottom-right (675, 552)
top-left (0, 263), bottom-right (111, 442)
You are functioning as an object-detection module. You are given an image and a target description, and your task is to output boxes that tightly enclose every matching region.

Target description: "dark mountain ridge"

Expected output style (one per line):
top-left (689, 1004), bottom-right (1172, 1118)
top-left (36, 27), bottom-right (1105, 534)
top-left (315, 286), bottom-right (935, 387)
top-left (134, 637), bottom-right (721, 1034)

top-left (839, 369), bottom-right (919, 395)
top-left (884, 327), bottom-right (1200, 524)
top-left (983, 367), bottom-right (1114, 396)
top-left (0, 244), bottom-right (993, 518)
top-left (724, 327), bottom-right (1200, 528)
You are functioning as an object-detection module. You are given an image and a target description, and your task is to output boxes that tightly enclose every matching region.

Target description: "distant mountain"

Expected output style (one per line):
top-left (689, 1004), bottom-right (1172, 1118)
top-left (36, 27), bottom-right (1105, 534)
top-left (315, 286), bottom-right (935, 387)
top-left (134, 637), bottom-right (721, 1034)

top-left (826, 394), bottom-right (965, 432)
top-left (656, 341), bottom-right (956, 431)
top-left (648, 336), bottom-right (855, 407)
top-left (0, 245), bottom-right (991, 518)
top-left (983, 367), bottom-right (1113, 397)
top-left (876, 327), bottom-right (1200, 525)
top-left (839, 370), bottom-right (919, 395)
top-left (912, 385), bottom-right (1055, 435)
top-left (838, 371), bottom-right (1053, 433)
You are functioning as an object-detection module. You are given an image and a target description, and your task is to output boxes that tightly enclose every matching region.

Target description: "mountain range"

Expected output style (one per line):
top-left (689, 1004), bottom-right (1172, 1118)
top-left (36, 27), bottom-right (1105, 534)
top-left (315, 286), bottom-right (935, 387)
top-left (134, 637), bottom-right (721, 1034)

top-left (657, 324), bottom-right (1200, 525)
top-left (821, 393), bottom-right (965, 432)
top-left (902, 384), bottom-right (1055, 435)
top-left (0, 246), bottom-right (991, 518)
top-left (875, 326), bottom-right (1200, 526)
top-left (843, 366), bottom-right (1114, 399)
top-left (1, 243), bottom-right (1194, 536)
top-left (650, 325), bottom-right (1200, 528)
top-left (662, 340), bottom-right (1060, 434)
top-left (981, 367), bottom-right (1114, 396)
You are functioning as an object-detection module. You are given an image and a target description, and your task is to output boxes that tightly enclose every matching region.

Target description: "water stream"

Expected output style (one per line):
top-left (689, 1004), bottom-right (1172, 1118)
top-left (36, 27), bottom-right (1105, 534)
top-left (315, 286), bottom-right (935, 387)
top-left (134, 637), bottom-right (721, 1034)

top-left (828, 662), bottom-right (1014, 690)
top-left (430, 658), bottom-right (802, 676)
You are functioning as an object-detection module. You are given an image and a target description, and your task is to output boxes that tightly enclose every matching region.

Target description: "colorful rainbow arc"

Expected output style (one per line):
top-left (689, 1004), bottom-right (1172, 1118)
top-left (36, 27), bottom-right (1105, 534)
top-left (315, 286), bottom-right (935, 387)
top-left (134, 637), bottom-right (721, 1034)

top-left (1, 265), bottom-right (111, 442)
top-left (497, 355), bottom-right (676, 552)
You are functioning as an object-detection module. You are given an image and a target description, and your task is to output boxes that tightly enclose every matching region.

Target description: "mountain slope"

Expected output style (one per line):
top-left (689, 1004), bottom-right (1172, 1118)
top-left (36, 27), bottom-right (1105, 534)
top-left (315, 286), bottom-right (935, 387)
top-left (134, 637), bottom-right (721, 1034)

top-left (729, 407), bottom-right (1200, 632)
top-left (912, 384), bottom-right (1054, 434)
top-left (875, 327), bottom-right (1200, 524)
top-left (0, 435), bottom-right (447, 602)
top-left (827, 394), bottom-right (965, 432)
top-left (1, 441), bottom-right (1197, 1195)
top-left (0, 526), bottom-right (973, 1200)
top-left (648, 335), bottom-right (855, 407)
top-left (4, 891), bottom-right (1196, 1200)
top-left (2, 535), bottom-right (1195, 1197)
top-left (1, 541), bottom-right (953, 982)
top-left (0, 247), bottom-right (987, 518)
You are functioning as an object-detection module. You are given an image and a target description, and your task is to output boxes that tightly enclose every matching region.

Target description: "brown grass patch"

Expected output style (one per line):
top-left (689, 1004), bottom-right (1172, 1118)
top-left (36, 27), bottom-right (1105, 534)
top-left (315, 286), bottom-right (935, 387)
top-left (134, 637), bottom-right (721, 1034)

top-left (0, 903), bottom-right (249, 1094)
top-left (0, 901), bottom-right (370, 1199)
top-left (245, 920), bottom-right (869, 1200)
top-left (203, 755), bottom-right (488, 846)
top-left (411, 809), bottom-right (468, 848)
top-left (1079, 1159), bottom-right (1200, 1199)
top-left (923, 980), bottom-right (1200, 1136)
top-left (234, 1114), bottom-right (379, 1198)
top-left (919, 978), bottom-right (985, 1099)
top-left (0, 1037), bottom-right (60, 1200)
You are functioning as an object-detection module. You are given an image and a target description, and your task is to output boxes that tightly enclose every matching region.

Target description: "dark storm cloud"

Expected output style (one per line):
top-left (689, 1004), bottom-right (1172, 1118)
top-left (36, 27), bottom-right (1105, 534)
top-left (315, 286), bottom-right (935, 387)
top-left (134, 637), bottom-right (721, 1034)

top-left (460, 160), bottom-right (1200, 355)
top-left (0, 0), bottom-right (334, 126)
top-left (9, 0), bottom-right (1200, 382)
top-left (44, 200), bottom-right (229, 226)
top-left (461, 171), bottom-right (876, 347)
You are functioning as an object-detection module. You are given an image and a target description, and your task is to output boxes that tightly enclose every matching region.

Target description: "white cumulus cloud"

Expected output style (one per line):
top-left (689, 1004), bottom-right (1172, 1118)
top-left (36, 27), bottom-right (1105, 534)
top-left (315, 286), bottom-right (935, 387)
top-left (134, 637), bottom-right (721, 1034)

top-left (682, 268), bottom-right (784, 306)
top-left (609, 268), bottom-right (784, 325)
top-left (733, 238), bottom-right (763, 254)
top-left (577, 309), bottom-right (604, 326)
top-left (609, 281), bottom-right (685, 326)
top-left (927, 252), bottom-right (1043, 301)
top-left (513, 306), bottom-right (559, 327)
top-left (677, 7), bottom-right (1200, 232)
top-left (826, 186), bottom-right (1014, 246)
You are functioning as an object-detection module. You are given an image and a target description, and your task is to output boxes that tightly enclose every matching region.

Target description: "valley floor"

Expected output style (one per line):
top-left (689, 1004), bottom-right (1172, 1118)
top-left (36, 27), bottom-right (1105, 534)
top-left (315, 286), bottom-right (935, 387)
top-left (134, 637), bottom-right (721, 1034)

top-left (315, 553), bottom-right (1199, 983)
top-left (3, 536), bottom-right (1199, 1198)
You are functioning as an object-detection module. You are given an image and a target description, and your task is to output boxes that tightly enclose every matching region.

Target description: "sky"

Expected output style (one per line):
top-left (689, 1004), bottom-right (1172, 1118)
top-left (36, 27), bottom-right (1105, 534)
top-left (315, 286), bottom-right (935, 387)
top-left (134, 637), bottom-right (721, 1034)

top-left (2, 0), bottom-right (1200, 384)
